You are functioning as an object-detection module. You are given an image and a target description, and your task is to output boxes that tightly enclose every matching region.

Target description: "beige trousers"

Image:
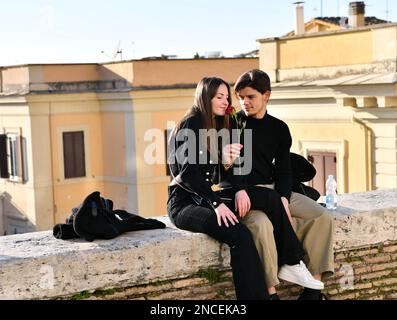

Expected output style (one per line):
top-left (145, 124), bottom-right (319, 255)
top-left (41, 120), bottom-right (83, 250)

top-left (242, 187), bottom-right (335, 288)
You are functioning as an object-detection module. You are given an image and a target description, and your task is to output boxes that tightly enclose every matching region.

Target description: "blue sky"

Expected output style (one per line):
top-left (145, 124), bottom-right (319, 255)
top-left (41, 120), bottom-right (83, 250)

top-left (0, 0), bottom-right (395, 66)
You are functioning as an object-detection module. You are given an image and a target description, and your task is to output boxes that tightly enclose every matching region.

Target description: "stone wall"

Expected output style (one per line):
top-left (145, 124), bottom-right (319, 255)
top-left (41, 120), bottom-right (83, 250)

top-left (0, 189), bottom-right (396, 300)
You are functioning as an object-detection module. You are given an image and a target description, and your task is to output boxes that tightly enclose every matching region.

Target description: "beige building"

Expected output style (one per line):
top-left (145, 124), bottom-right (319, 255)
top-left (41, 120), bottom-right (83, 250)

top-left (1, 1), bottom-right (396, 235)
top-left (259, 1), bottom-right (396, 195)
top-left (0, 58), bottom-right (258, 234)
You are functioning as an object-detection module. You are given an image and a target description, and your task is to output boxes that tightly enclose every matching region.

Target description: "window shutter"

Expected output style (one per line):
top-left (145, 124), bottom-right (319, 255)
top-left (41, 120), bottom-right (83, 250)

top-left (63, 132), bottom-right (74, 178)
top-left (63, 131), bottom-right (86, 179)
top-left (0, 134), bottom-right (9, 178)
top-left (164, 129), bottom-right (171, 176)
top-left (307, 151), bottom-right (337, 196)
top-left (324, 154), bottom-right (337, 187)
top-left (73, 132), bottom-right (86, 177)
top-left (308, 152), bottom-right (325, 195)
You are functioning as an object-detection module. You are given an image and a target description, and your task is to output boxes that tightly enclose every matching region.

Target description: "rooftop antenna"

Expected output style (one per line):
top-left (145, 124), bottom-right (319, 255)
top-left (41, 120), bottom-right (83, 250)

top-left (100, 41), bottom-right (123, 61)
top-left (386, 0), bottom-right (389, 21)
top-left (112, 41), bottom-right (123, 61)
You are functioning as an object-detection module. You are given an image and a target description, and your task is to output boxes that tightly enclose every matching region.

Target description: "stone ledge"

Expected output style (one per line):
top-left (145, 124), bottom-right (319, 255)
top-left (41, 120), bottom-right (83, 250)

top-left (0, 189), bottom-right (396, 300)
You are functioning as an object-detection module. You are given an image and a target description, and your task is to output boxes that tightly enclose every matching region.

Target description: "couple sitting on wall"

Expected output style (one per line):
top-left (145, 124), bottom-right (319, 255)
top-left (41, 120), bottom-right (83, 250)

top-left (167, 69), bottom-right (334, 300)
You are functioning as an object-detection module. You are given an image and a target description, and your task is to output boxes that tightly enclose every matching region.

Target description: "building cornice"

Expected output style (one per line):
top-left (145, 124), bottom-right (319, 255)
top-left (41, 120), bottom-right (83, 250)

top-left (258, 22), bottom-right (397, 43)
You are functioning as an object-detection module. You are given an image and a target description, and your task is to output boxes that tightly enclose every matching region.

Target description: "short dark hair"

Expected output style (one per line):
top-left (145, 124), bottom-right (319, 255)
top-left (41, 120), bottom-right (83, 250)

top-left (234, 69), bottom-right (271, 94)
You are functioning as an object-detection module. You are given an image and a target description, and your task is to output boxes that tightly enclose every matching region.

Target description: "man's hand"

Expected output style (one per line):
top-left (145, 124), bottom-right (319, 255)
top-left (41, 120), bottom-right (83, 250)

top-left (235, 189), bottom-right (251, 218)
top-left (281, 196), bottom-right (295, 227)
top-left (215, 203), bottom-right (239, 227)
top-left (222, 143), bottom-right (243, 170)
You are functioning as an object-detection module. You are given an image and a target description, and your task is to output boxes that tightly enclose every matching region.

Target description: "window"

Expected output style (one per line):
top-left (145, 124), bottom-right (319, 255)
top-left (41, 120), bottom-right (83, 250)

top-left (307, 151), bottom-right (337, 196)
top-left (8, 134), bottom-right (20, 180)
top-left (63, 131), bottom-right (86, 179)
top-left (299, 140), bottom-right (346, 194)
top-left (164, 129), bottom-right (171, 176)
top-left (0, 134), bottom-right (8, 179)
top-left (0, 132), bottom-right (24, 182)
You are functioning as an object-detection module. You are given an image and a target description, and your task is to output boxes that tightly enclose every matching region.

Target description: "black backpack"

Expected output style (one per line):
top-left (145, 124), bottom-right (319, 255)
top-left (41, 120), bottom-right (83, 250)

top-left (290, 153), bottom-right (321, 201)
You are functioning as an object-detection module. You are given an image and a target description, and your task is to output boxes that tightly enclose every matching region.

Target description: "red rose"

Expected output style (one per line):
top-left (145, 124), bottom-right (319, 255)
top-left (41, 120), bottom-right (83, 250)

top-left (225, 105), bottom-right (236, 115)
top-left (226, 105), bottom-right (246, 135)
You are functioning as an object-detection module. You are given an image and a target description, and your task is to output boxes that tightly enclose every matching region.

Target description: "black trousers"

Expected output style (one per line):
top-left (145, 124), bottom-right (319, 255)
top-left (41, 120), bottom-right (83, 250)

top-left (168, 191), bottom-right (269, 300)
top-left (217, 186), bottom-right (305, 267)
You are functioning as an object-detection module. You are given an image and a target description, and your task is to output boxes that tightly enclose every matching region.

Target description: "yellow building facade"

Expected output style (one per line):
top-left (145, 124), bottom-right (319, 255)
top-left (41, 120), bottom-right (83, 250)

top-left (259, 22), bottom-right (397, 195)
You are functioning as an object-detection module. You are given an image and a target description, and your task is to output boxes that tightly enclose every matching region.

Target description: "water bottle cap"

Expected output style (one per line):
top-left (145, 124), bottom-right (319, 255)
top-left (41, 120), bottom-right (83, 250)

top-left (328, 175), bottom-right (334, 179)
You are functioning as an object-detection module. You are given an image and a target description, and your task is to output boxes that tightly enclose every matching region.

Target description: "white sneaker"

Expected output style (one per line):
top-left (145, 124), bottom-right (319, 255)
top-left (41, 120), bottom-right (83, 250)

top-left (278, 261), bottom-right (324, 290)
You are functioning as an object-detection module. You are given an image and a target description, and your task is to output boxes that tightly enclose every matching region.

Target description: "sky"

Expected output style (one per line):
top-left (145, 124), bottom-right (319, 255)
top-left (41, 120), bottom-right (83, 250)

top-left (0, 0), bottom-right (396, 66)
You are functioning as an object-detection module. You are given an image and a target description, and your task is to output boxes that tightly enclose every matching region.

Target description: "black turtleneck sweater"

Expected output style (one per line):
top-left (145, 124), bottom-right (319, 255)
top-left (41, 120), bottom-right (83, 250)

top-left (223, 111), bottom-right (293, 201)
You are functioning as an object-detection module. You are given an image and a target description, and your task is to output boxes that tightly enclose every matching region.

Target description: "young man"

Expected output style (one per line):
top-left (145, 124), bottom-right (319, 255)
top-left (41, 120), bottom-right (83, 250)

top-left (223, 69), bottom-right (334, 300)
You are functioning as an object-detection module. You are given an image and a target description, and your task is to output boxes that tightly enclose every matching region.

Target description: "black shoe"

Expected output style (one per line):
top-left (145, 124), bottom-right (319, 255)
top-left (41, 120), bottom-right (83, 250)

top-left (298, 288), bottom-right (329, 300)
top-left (269, 293), bottom-right (280, 300)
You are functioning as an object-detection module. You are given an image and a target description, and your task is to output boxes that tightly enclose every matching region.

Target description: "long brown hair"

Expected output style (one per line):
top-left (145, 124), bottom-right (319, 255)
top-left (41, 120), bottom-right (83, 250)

top-left (176, 77), bottom-right (232, 157)
top-left (177, 77), bottom-right (231, 130)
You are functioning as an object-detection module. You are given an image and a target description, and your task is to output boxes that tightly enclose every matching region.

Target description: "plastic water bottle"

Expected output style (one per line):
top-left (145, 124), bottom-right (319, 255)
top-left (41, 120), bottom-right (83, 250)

top-left (325, 175), bottom-right (337, 210)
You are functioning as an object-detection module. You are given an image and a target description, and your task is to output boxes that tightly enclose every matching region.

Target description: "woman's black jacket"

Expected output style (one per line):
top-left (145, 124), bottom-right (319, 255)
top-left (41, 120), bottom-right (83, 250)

top-left (168, 114), bottom-right (223, 211)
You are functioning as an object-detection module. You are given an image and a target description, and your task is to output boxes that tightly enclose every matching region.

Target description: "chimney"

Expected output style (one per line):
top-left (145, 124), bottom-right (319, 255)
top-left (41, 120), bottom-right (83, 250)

top-left (294, 2), bottom-right (305, 35)
top-left (349, 1), bottom-right (365, 28)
